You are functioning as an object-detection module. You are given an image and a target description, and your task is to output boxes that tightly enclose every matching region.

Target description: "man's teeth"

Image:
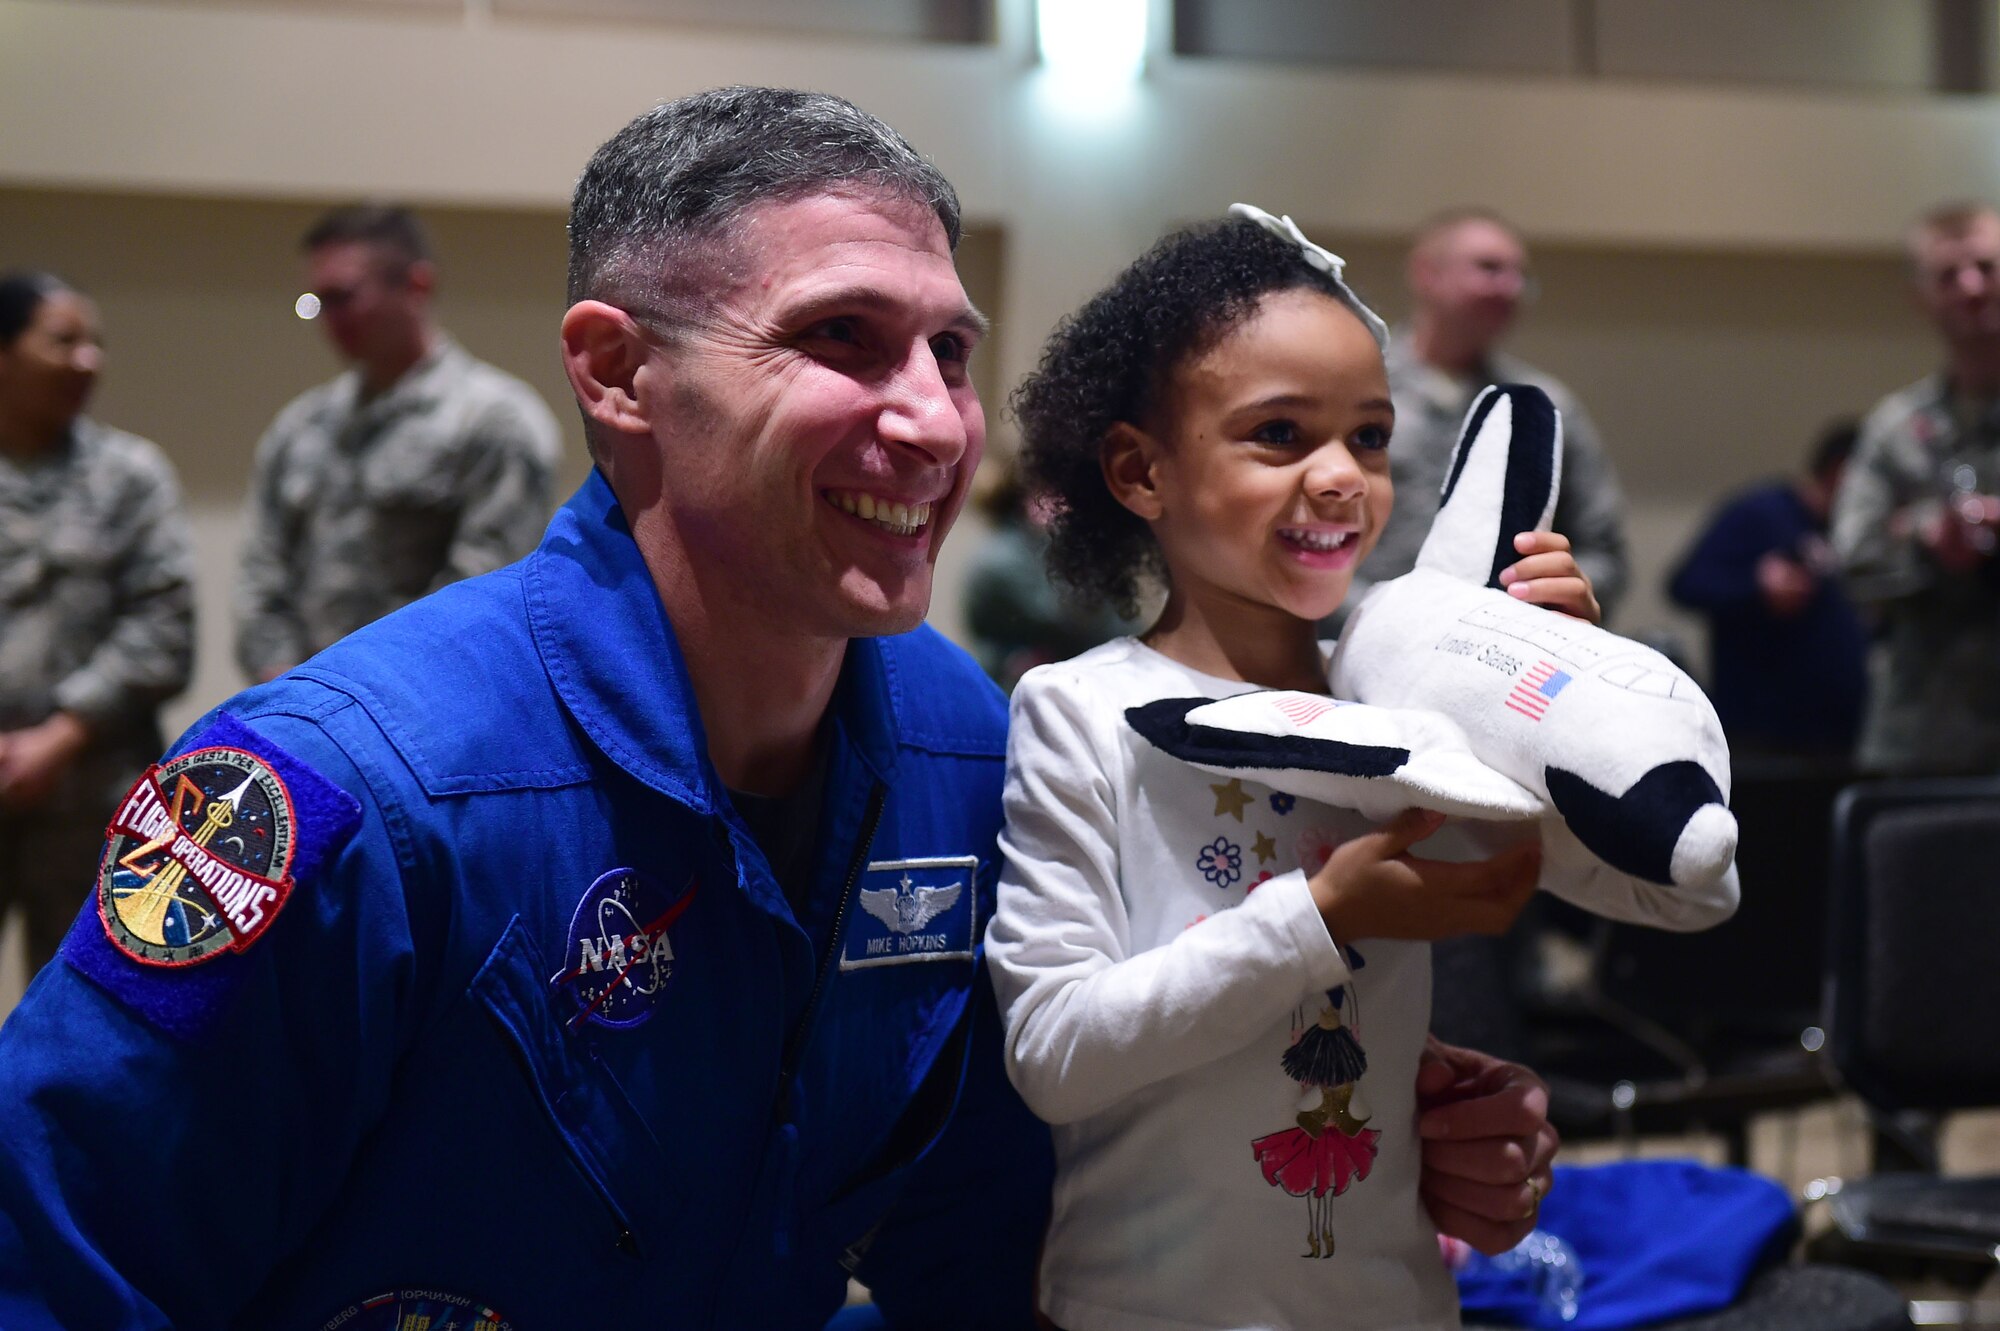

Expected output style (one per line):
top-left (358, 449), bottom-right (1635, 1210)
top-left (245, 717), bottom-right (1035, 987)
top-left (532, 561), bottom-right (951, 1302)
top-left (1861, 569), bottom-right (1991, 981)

top-left (830, 490), bottom-right (932, 536)
top-left (1284, 528), bottom-right (1352, 552)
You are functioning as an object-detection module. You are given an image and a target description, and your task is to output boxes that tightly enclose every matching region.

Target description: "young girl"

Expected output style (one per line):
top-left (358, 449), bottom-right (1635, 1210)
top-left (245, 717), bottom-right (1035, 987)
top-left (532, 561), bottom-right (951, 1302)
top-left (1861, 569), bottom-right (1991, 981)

top-left (986, 210), bottom-right (1601, 1331)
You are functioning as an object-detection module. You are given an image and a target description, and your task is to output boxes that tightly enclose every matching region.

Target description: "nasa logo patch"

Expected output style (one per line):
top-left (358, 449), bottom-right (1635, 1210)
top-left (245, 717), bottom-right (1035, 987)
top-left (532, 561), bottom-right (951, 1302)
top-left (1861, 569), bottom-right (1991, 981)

top-left (96, 746), bottom-right (298, 967)
top-left (319, 1288), bottom-right (510, 1331)
top-left (840, 855), bottom-right (979, 971)
top-left (550, 867), bottom-right (696, 1029)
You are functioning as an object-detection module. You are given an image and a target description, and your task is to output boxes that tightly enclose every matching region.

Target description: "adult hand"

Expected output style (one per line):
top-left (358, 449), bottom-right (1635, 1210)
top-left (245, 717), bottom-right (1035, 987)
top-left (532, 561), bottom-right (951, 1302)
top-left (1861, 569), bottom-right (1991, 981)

top-left (1309, 810), bottom-right (1540, 946)
top-left (1921, 491), bottom-right (2000, 573)
top-left (1497, 531), bottom-right (1600, 624)
top-left (0, 712), bottom-right (91, 810)
top-left (1754, 551), bottom-right (1815, 618)
top-left (1415, 1036), bottom-right (1560, 1255)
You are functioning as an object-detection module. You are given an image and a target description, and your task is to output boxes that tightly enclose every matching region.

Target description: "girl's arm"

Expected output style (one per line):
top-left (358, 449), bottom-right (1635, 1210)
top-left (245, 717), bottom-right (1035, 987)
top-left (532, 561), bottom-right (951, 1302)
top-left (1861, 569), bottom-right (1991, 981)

top-left (986, 669), bottom-right (1351, 1126)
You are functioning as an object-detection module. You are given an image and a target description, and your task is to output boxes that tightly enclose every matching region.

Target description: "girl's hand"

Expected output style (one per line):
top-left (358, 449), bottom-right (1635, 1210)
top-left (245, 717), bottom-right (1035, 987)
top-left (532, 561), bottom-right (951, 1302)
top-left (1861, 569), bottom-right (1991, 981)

top-left (1497, 530), bottom-right (1601, 624)
top-left (1309, 809), bottom-right (1541, 945)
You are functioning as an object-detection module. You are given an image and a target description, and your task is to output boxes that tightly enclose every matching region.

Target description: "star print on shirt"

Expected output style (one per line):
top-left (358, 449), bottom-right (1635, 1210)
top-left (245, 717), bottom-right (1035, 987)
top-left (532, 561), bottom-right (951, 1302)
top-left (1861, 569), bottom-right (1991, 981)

top-left (1252, 830), bottom-right (1277, 864)
top-left (1211, 778), bottom-right (1254, 822)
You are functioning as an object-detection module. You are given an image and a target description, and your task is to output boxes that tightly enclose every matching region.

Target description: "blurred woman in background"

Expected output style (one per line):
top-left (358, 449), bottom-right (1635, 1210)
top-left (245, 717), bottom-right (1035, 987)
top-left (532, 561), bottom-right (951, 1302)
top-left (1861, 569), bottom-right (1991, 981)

top-left (0, 271), bottom-right (193, 971)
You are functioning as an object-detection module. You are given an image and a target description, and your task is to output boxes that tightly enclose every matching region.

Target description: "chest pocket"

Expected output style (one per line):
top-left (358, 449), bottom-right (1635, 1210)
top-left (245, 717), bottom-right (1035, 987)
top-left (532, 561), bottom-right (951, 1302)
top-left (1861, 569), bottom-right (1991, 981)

top-left (353, 428), bottom-right (462, 589)
top-left (359, 421), bottom-right (465, 509)
top-left (471, 915), bottom-right (682, 1259)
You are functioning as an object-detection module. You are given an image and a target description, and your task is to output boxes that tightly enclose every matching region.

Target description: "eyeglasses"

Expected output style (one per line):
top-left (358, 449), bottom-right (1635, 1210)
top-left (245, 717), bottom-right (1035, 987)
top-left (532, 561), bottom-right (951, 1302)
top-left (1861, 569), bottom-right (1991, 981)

top-left (293, 267), bottom-right (412, 321)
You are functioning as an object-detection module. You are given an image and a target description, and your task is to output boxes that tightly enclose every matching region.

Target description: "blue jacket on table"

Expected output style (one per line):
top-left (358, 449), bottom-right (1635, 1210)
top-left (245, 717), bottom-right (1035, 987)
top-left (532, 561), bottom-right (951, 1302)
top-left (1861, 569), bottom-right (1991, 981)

top-left (0, 471), bottom-right (1054, 1330)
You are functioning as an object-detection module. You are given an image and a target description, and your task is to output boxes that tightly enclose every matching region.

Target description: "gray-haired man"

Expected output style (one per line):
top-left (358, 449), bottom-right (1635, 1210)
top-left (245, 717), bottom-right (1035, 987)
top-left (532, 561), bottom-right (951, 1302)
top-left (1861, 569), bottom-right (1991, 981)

top-left (0, 89), bottom-right (1556, 1329)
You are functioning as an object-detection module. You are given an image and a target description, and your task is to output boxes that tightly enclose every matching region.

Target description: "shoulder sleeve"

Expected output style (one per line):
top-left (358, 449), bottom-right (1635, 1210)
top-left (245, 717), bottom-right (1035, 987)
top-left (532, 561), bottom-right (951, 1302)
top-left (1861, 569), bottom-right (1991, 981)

top-left (432, 377), bottom-right (561, 590)
top-left (1666, 491), bottom-right (1770, 612)
top-left (235, 397), bottom-right (318, 678)
top-left (1544, 387), bottom-right (1631, 619)
top-left (1832, 397), bottom-right (1936, 602)
top-left (985, 667), bottom-right (1348, 1126)
top-left (0, 700), bottom-right (428, 1328)
top-left (50, 435), bottom-right (195, 724)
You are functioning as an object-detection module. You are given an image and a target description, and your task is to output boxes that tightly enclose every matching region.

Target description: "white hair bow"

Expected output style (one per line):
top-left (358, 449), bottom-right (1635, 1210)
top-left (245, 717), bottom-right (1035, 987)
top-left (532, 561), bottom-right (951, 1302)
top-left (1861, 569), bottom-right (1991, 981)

top-left (1228, 202), bottom-right (1389, 350)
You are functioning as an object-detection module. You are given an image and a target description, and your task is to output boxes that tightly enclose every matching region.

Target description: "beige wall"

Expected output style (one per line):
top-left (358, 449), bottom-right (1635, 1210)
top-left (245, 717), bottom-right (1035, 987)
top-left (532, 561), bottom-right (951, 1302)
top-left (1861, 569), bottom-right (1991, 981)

top-left (0, 0), bottom-right (1972, 712)
top-left (2, 184), bottom-right (1938, 734)
top-left (0, 186), bottom-right (1008, 734)
top-left (0, 0), bottom-right (1970, 1005)
top-left (1307, 233), bottom-right (1934, 646)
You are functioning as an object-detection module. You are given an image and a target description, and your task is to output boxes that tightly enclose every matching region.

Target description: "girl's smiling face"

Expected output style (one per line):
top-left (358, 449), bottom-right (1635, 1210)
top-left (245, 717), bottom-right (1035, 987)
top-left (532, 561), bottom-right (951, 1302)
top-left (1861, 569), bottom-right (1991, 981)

top-left (1112, 287), bottom-right (1395, 632)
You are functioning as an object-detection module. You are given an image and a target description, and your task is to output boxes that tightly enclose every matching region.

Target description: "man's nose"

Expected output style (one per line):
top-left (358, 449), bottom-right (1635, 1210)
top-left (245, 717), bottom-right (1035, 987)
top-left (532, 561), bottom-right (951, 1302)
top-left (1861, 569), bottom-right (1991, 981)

top-left (1951, 263), bottom-right (1992, 299)
top-left (878, 344), bottom-right (970, 466)
top-left (71, 344), bottom-right (103, 375)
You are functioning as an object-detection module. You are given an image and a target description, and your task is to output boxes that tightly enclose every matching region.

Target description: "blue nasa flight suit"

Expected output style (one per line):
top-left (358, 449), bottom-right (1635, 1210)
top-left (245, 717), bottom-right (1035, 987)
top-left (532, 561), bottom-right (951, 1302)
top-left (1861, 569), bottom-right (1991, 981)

top-left (0, 472), bottom-right (1053, 1330)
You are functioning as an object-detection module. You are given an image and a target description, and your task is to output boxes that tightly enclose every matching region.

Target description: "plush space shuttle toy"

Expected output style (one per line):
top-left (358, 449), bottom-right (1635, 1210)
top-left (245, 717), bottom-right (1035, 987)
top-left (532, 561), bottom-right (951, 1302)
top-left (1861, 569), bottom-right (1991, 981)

top-left (1128, 384), bottom-right (1738, 930)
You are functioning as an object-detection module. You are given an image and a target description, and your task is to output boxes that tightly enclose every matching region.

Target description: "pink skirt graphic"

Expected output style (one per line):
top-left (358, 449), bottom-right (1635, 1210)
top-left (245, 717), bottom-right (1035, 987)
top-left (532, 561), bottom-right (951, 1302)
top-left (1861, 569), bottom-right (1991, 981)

top-left (1251, 1123), bottom-right (1381, 1198)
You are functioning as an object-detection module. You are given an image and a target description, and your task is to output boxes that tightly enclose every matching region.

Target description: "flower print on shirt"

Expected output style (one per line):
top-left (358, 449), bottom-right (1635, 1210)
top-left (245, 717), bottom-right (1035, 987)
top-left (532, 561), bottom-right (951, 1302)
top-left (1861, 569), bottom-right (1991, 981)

top-left (1195, 836), bottom-right (1243, 888)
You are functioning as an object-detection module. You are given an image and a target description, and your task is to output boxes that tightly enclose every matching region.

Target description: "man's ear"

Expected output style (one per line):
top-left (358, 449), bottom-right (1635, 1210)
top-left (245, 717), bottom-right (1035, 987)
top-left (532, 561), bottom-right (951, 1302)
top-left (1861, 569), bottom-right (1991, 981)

top-left (1101, 421), bottom-right (1165, 521)
top-left (562, 300), bottom-right (653, 439)
top-left (403, 259), bottom-right (438, 302)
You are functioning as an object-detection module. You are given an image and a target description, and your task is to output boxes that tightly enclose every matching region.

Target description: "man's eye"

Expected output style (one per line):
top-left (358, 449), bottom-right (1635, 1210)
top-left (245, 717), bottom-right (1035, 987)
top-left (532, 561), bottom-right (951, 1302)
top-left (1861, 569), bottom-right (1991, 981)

top-left (812, 317), bottom-right (863, 345)
top-left (930, 332), bottom-right (971, 365)
top-left (1250, 420), bottom-right (1301, 446)
top-left (1353, 424), bottom-right (1391, 452)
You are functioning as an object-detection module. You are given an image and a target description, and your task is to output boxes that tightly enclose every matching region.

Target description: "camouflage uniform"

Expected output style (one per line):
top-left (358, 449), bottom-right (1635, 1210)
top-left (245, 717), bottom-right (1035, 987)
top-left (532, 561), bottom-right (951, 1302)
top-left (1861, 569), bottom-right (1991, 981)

top-left (1328, 335), bottom-right (1630, 633)
top-left (0, 419), bottom-right (195, 966)
top-left (234, 337), bottom-right (561, 679)
top-left (1831, 375), bottom-right (2000, 775)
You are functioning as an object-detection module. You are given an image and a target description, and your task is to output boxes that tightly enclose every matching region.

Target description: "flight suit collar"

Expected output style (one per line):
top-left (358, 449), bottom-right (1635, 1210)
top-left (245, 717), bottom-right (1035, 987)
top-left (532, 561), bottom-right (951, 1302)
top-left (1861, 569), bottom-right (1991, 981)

top-left (523, 471), bottom-right (902, 814)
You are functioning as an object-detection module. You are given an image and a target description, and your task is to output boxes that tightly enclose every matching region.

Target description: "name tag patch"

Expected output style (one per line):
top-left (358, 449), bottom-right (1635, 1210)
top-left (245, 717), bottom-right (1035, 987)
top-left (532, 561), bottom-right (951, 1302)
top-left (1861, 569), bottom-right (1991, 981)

top-left (841, 855), bottom-right (977, 971)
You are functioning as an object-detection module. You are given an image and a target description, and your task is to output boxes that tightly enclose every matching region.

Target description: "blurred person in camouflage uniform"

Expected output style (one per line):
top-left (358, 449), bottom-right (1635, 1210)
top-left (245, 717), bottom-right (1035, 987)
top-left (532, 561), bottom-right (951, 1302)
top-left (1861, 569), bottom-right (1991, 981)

top-left (1323, 209), bottom-right (1630, 635)
top-left (0, 272), bottom-right (194, 969)
top-left (1834, 201), bottom-right (2000, 775)
top-left (234, 204), bottom-right (561, 682)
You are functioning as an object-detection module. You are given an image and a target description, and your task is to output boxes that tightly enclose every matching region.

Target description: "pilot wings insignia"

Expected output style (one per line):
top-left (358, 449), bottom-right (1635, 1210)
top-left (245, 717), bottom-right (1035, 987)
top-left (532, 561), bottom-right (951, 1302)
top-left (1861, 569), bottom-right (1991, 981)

top-left (860, 873), bottom-right (963, 935)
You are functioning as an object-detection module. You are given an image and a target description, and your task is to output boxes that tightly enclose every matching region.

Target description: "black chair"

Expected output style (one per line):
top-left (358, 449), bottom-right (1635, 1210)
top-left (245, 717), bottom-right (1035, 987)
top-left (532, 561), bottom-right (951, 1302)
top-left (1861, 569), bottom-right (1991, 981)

top-left (1433, 764), bottom-right (1848, 1162)
top-left (1815, 777), bottom-right (2000, 1283)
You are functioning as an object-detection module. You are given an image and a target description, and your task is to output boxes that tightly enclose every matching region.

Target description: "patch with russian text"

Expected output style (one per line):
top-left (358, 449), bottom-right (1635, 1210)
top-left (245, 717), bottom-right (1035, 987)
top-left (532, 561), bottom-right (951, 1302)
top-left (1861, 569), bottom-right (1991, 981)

top-left (318, 1288), bottom-right (511, 1331)
top-left (96, 745), bottom-right (299, 967)
top-left (550, 867), bottom-right (696, 1029)
top-left (840, 855), bottom-right (978, 971)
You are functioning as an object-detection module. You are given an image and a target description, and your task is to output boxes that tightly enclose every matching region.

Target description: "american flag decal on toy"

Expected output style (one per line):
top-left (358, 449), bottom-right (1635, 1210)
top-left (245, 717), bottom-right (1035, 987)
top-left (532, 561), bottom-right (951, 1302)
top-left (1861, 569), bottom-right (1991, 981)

top-left (1504, 660), bottom-right (1571, 721)
top-left (1274, 695), bottom-right (1338, 727)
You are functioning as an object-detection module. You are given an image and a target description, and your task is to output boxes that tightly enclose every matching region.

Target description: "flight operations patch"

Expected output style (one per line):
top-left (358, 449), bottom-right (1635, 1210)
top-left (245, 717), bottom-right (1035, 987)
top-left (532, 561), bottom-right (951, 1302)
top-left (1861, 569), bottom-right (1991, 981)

top-left (97, 744), bottom-right (298, 966)
top-left (839, 855), bottom-right (979, 971)
top-left (60, 711), bottom-right (362, 1039)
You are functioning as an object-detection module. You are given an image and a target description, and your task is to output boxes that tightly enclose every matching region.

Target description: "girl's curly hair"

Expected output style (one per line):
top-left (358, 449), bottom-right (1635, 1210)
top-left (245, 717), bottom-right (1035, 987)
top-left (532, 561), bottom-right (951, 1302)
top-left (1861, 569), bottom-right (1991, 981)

top-left (1009, 217), bottom-right (1365, 617)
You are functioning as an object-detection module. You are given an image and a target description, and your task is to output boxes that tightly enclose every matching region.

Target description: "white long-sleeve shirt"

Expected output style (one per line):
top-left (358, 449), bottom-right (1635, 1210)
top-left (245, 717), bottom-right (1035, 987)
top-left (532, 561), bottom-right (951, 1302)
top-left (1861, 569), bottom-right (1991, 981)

top-left (989, 640), bottom-right (1458, 1331)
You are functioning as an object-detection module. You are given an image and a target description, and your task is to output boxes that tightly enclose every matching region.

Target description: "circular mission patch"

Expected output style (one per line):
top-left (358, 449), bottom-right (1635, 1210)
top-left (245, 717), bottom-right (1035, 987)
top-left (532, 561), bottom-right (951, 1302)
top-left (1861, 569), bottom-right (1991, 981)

top-left (319, 1289), bottom-right (511, 1331)
top-left (96, 745), bottom-right (297, 967)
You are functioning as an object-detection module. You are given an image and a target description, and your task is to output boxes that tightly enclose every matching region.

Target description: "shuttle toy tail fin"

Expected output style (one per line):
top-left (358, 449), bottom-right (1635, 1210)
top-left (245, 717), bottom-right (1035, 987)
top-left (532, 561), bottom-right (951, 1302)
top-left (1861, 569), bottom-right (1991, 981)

top-left (1415, 383), bottom-right (1563, 589)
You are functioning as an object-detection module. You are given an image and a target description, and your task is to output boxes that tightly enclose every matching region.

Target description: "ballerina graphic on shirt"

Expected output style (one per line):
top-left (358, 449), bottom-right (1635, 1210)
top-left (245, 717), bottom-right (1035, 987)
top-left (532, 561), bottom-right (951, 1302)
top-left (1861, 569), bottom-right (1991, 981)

top-left (1250, 964), bottom-right (1379, 1259)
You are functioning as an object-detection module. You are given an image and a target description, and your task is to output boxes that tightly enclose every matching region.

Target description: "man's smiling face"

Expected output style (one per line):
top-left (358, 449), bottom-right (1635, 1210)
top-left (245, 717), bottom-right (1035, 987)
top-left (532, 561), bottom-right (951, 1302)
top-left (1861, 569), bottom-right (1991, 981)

top-left (637, 190), bottom-right (986, 641)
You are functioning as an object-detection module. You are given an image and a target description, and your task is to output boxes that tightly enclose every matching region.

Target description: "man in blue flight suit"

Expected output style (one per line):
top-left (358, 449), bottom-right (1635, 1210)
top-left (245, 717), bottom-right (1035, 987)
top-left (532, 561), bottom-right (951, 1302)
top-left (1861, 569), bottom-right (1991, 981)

top-left (0, 87), bottom-right (1559, 1329)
